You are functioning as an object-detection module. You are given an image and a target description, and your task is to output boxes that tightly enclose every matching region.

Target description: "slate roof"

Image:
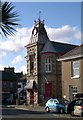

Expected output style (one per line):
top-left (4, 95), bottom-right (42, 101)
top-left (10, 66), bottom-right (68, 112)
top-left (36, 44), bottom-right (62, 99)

top-left (41, 40), bottom-right (77, 53)
top-left (15, 73), bottom-right (23, 79)
top-left (27, 19), bottom-right (77, 54)
top-left (1, 71), bottom-right (19, 81)
top-left (29, 19), bottom-right (49, 45)
top-left (52, 41), bottom-right (77, 53)
top-left (41, 40), bottom-right (56, 53)
top-left (57, 44), bottom-right (83, 61)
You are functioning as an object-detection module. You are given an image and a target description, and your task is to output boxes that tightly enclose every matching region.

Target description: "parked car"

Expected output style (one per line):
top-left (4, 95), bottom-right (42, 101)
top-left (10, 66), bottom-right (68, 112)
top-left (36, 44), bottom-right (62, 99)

top-left (74, 93), bottom-right (83, 99)
top-left (45, 98), bottom-right (68, 113)
top-left (74, 104), bottom-right (83, 117)
top-left (67, 98), bottom-right (83, 116)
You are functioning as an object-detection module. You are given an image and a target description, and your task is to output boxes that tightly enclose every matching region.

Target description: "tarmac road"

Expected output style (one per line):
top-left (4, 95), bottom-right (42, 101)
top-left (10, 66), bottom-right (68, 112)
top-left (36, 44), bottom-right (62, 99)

top-left (1, 105), bottom-right (83, 120)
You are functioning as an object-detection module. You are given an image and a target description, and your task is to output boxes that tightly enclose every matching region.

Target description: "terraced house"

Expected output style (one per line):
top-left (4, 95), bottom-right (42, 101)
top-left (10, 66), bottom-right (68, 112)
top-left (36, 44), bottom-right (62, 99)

top-left (58, 45), bottom-right (83, 101)
top-left (25, 18), bottom-right (77, 105)
top-left (1, 67), bottom-right (18, 104)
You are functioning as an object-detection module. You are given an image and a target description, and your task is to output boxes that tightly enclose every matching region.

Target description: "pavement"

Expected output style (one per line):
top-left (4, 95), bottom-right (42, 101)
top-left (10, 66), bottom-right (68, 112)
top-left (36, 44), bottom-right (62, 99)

top-left (12, 105), bottom-right (45, 111)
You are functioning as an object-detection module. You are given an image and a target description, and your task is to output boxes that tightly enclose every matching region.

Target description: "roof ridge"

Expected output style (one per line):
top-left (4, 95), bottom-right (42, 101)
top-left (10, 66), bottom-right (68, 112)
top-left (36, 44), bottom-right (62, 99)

top-left (51, 41), bottom-right (78, 46)
top-left (57, 45), bottom-right (83, 61)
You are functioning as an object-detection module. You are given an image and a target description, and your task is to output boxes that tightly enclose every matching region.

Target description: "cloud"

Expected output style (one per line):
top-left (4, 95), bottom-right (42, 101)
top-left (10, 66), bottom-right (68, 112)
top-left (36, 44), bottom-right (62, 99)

top-left (20, 65), bottom-right (27, 74)
top-left (0, 25), bottom-right (81, 74)
top-left (15, 65), bottom-right (27, 74)
top-left (12, 55), bottom-right (23, 64)
top-left (0, 64), bottom-right (8, 70)
top-left (0, 51), bottom-right (6, 64)
top-left (2, 52), bottom-right (6, 57)
top-left (0, 25), bottom-right (81, 54)
top-left (46, 25), bottom-right (81, 44)
top-left (0, 27), bottom-right (32, 53)
top-left (0, 51), bottom-right (6, 58)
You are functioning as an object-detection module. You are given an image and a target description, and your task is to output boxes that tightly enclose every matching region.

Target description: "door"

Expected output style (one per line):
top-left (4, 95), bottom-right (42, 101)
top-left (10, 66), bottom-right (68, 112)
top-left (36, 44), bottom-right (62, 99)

top-left (69, 85), bottom-right (77, 101)
top-left (30, 90), bottom-right (34, 105)
top-left (45, 82), bottom-right (53, 98)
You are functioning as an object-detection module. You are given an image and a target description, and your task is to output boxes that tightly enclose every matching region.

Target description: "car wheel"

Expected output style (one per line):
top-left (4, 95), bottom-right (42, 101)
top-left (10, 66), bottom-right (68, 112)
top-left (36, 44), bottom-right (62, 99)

top-left (46, 107), bottom-right (50, 112)
top-left (70, 111), bottom-right (74, 116)
top-left (81, 112), bottom-right (83, 117)
top-left (59, 108), bottom-right (64, 114)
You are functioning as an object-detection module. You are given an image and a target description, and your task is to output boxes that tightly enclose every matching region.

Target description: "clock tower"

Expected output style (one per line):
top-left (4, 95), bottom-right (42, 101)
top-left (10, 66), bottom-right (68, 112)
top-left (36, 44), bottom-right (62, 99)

top-left (25, 17), bottom-right (77, 105)
top-left (25, 18), bottom-right (50, 105)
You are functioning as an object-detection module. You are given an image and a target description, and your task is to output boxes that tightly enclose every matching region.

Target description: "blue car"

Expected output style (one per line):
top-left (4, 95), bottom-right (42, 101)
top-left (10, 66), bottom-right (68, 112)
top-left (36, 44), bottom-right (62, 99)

top-left (45, 98), bottom-right (68, 113)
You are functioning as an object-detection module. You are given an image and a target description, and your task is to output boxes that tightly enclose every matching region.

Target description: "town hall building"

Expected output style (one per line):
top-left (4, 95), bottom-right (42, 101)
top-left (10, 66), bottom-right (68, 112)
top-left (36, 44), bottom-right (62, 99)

top-left (25, 18), bottom-right (77, 105)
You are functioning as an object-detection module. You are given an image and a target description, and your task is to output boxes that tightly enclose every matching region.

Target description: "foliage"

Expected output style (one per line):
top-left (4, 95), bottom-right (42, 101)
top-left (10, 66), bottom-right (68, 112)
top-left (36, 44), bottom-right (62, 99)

top-left (0, 1), bottom-right (20, 37)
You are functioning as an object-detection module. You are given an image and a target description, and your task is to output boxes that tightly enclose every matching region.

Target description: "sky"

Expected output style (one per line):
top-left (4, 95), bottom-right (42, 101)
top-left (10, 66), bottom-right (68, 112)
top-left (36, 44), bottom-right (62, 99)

top-left (0, 2), bottom-right (81, 74)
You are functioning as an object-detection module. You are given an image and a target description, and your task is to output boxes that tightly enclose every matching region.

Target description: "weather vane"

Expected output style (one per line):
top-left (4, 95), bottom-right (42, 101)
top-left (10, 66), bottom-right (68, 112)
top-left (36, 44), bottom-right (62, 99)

top-left (38, 11), bottom-right (41, 20)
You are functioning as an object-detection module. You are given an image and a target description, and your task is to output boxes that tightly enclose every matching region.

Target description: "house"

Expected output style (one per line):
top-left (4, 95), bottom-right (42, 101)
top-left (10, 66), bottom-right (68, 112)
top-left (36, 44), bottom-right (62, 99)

top-left (57, 45), bottom-right (83, 101)
top-left (25, 18), bottom-right (77, 105)
top-left (2, 67), bottom-right (18, 104)
top-left (16, 73), bottom-right (26, 103)
top-left (2, 67), bottom-right (26, 105)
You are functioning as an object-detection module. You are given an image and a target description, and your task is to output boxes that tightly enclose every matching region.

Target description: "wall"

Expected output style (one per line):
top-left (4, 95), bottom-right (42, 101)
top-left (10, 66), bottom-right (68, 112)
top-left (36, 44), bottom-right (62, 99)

top-left (62, 58), bottom-right (83, 101)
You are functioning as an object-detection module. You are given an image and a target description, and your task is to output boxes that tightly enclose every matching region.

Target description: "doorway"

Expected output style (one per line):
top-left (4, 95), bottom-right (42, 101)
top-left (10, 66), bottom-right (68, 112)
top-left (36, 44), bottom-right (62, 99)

top-left (45, 82), bottom-right (53, 98)
top-left (30, 90), bottom-right (34, 104)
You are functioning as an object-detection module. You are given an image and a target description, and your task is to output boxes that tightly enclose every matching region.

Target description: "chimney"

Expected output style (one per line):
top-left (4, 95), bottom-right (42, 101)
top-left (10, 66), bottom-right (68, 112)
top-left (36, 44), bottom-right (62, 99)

top-left (4, 67), bottom-right (15, 73)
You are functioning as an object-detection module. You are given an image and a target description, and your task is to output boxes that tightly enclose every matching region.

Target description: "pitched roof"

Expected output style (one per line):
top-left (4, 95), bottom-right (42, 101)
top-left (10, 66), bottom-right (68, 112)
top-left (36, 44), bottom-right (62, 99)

top-left (52, 41), bottom-right (77, 53)
top-left (26, 19), bottom-right (77, 53)
top-left (15, 73), bottom-right (23, 78)
top-left (41, 40), bottom-right (56, 53)
top-left (29, 19), bottom-right (49, 45)
top-left (57, 44), bottom-right (83, 61)
top-left (41, 40), bottom-right (77, 53)
top-left (1, 71), bottom-right (19, 81)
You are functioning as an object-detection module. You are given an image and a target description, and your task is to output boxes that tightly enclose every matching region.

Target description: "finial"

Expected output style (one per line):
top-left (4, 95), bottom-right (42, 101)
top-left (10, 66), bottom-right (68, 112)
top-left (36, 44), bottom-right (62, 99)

top-left (38, 11), bottom-right (41, 20)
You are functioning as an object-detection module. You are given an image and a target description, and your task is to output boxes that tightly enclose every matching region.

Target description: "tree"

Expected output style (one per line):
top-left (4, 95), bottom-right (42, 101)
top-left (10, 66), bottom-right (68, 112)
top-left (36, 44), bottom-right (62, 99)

top-left (0, 1), bottom-right (20, 37)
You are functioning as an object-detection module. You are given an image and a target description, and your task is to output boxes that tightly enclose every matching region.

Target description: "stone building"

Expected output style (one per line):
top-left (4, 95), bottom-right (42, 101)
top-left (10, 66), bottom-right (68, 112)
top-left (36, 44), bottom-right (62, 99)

top-left (25, 18), bottom-right (77, 105)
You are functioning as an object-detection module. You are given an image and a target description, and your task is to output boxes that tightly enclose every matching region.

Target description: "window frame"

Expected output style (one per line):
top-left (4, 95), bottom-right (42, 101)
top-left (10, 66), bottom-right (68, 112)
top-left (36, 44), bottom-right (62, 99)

top-left (29, 54), bottom-right (35, 75)
top-left (45, 57), bottom-right (52, 72)
top-left (71, 60), bottom-right (80, 78)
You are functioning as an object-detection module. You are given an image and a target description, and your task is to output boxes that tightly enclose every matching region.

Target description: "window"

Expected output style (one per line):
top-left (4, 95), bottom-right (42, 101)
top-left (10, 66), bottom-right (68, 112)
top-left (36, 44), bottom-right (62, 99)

top-left (45, 58), bottom-right (52, 72)
top-left (69, 85), bottom-right (77, 100)
top-left (10, 82), bottom-right (13, 88)
top-left (72, 86), bottom-right (77, 99)
top-left (3, 82), bottom-right (7, 88)
top-left (54, 99), bottom-right (59, 103)
top-left (72, 60), bottom-right (80, 78)
top-left (30, 61), bottom-right (34, 70)
top-left (72, 86), bottom-right (77, 93)
top-left (49, 99), bottom-right (53, 103)
top-left (18, 84), bottom-right (21, 88)
top-left (29, 55), bottom-right (34, 74)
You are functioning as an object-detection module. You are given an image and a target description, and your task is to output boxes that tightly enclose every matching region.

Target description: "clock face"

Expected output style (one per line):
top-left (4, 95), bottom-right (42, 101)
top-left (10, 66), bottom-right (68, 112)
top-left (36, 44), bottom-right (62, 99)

top-left (33, 27), bottom-right (38, 36)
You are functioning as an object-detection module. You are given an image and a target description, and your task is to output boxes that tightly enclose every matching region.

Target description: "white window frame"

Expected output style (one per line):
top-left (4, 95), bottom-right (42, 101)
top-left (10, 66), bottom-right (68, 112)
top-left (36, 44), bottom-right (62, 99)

top-left (45, 57), bottom-right (52, 72)
top-left (72, 60), bottom-right (80, 78)
top-left (72, 86), bottom-right (77, 99)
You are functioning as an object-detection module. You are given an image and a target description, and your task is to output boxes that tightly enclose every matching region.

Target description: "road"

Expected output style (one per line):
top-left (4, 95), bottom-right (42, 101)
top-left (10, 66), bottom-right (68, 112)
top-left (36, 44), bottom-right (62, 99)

top-left (1, 105), bottom-right (83, 120)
